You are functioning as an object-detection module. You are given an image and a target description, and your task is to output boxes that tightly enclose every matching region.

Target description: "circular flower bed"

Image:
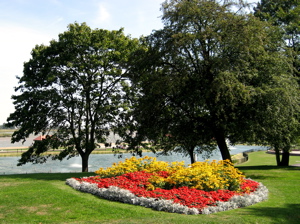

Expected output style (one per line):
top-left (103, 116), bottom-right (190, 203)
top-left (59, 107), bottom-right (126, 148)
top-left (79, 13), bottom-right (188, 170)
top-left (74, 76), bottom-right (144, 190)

top-left (66, 156), bottom-right (268, 215)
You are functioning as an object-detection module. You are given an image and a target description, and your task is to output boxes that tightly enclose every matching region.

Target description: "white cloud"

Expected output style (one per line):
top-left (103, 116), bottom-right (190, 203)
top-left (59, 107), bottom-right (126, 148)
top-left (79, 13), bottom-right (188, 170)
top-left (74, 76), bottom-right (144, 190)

top-left (0, 0), bottom-right (164, 124)
top-left (0, 23), bottom-right (55, 124)
top-left (95, 3), bottom-right (111, 24)
top-left (49, 16), bottom-right (64, 27)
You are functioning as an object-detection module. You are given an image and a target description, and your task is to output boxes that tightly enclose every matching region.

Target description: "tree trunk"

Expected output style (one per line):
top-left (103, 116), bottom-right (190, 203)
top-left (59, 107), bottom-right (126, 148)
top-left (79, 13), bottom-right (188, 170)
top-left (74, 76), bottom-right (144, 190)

top-left (81, 153), bottom-right (90, 172)
top-left (274, 146), bottom-right (281, 166)
top-left (188, 147), bottom-right (196, 164)
top-left (274, 145), bottom-right (290, 166)
top-left (279, 149), bottom-right (290, 166)
top-left (214, 128), bottom-right (232, 162)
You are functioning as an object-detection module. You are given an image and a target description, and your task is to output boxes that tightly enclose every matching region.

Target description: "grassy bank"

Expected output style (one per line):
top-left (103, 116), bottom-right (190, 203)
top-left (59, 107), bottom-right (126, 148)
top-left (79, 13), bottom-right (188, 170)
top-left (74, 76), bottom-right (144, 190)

top-left (0, 129), bottom-right (14, 137)
top-left (0, 148), bottom-right (134, 157)
top-left (0, 151), bottom-right (299, 224)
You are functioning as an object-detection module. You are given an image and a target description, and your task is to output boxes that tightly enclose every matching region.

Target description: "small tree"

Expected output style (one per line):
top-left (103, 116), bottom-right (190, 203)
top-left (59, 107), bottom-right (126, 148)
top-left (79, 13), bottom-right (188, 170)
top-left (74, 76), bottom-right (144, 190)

top-left (7, 23), bottom-right (139, 172)
top-left (156, 122), bottom-right (217, 164)
top-left (253, 0), bottom-right (300, 165)
top-left (242, 75), bottom-right (300, 166)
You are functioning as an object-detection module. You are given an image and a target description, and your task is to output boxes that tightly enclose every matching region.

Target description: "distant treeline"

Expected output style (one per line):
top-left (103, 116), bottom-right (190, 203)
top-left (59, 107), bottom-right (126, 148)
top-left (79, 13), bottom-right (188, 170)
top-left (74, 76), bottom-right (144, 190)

top-left (0, 124), bottom-right (16, 129)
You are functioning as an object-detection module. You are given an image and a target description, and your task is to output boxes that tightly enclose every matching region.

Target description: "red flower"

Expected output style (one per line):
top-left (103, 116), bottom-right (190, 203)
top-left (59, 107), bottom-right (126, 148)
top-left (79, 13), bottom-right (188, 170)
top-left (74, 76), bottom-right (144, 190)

top-left (75, 171), bottom-right (259, 211)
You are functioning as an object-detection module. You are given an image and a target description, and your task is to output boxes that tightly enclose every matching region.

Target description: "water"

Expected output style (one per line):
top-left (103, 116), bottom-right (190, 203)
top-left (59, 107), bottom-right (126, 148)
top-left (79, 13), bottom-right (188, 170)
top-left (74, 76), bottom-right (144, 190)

top-left (0, 132), bottom-right (121, 148)
top-left (0, 145), bottom-right (267, 175)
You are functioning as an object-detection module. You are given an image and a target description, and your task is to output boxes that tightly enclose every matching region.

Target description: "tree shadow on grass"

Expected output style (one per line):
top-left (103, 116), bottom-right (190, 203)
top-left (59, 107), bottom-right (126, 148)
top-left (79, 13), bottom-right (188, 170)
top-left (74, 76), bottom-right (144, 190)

top-left (237, 165), bottom-right (300, 175)
top-left (237, 165), bottom-right (300, 180)
top-left (237, 165), bottom-right (300, 171)
top-left (1, 165), bottom-right (299, 181)
top-left (244, 203), bottom-right (300, 224)
top-left (0, 172), bottom-right (94, 181)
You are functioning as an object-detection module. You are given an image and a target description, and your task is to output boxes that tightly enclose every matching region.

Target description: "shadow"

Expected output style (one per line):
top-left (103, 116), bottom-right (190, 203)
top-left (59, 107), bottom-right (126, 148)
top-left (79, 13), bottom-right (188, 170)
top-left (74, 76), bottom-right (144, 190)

top-left (243, 174), bottom-right (272, 180)
top-left (236, 165), bottom-right (300, 180)
top-left (237, 165), bottom-right (300, 171)
top-left (1, 165), bottom-right (299, 181)
top-left (0, 172), bottom-right (95, 181)
top-left (243, 203), bottom-right (300, 224)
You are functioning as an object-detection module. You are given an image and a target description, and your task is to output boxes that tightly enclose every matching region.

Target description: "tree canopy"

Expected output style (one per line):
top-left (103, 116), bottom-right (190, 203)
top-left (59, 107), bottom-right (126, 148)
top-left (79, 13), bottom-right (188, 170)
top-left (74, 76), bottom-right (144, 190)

top-left (253, 0), bottom-right (300, 165)
top-left (6, 1), bottom-right (300, 169)
top-left (7, 23), bottom-right (139, 172)
top-left (122, 0), bottom-right (300, 164)
top-left (254, 0), bottom-right (300, 78)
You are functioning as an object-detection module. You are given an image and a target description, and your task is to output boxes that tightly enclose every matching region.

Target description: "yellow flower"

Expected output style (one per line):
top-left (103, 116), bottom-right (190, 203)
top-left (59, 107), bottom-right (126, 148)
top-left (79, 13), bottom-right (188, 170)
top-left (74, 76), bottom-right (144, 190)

top-left (94, 156), bottom-right (245, 191)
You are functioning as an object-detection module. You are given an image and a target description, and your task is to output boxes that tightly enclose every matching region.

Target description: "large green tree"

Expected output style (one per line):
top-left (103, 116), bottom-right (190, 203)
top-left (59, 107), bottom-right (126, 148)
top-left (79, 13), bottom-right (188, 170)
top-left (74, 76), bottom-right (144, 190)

top-left (124, 0), bottom-right (299, 163)
top-left (7, 23), bottom-right (139, 172)
top-left (249, 80), bottom-right (300, 166)
top-left (253, 0), bottom-right (300, 165)
top-left (254, 0), bottom-right (300, 77)
top-left (120, 30), bottom-right (217, 164)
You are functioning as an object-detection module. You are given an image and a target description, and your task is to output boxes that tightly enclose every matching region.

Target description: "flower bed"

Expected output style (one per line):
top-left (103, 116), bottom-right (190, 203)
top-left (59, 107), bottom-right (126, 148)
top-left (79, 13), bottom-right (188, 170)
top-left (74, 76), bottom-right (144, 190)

top-left (66, 156), bottom-right (268, 215)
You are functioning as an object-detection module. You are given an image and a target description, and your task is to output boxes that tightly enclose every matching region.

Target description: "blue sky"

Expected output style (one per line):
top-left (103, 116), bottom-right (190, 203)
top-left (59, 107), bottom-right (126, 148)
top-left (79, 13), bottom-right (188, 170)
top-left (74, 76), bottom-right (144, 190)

top-left (0, 0), bottom-right (164, 124)
top-left (0, 0), bottom-right (257, 125)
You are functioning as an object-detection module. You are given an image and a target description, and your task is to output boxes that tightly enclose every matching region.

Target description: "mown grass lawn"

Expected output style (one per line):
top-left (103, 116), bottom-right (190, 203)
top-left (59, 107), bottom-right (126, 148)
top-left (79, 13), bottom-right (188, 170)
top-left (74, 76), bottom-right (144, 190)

top-left (0, 151), bottom-right (299, 224)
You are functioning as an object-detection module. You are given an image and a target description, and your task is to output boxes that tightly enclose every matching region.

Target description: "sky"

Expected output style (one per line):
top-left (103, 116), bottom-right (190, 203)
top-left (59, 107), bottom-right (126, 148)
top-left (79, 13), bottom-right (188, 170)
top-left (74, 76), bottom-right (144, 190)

top-left (0, 0), bottom-right (164, 125)
top-left (0, 0), bottom-right (257, 125)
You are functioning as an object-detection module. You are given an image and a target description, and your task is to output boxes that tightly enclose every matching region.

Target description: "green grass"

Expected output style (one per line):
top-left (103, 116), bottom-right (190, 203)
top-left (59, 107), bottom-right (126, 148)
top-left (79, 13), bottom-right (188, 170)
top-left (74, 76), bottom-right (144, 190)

top-left (0, 129), bottom-right (14, 137)
top-left (0, 149), bottom-right (149, 157)
top-left (0, 152), bottom-right (300, 224)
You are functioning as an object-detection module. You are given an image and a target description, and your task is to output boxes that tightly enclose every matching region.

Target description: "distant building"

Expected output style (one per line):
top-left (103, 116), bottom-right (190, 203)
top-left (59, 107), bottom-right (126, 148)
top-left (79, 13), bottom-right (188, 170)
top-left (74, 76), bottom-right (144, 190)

top-left (33, 135), bottom-right (48, 141)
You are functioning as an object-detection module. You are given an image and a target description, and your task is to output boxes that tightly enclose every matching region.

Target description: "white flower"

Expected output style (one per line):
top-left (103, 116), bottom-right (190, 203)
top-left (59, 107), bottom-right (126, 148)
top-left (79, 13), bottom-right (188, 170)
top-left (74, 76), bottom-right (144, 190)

top-left (65, 178), bottom-right (268, 215)
top-left (201, 182), bottom-right (269, 214)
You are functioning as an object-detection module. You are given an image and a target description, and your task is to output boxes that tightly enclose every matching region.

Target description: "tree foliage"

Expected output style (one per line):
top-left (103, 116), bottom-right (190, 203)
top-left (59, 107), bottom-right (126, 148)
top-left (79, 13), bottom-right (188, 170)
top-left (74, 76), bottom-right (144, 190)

top-left (253, 0), bottom-right (300, 165)
top-left (123, 0), bottom-right (300, 164)
top-left (7, 23), bottom-right (139, 172)
top-left (254, 0), bottom-right (300, 77)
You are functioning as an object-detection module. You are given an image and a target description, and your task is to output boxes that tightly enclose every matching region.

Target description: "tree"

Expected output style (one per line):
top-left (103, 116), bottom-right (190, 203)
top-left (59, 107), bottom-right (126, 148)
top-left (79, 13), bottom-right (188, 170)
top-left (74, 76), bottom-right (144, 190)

top-left (117, 29), bottom-right (218, 164)
top-left (239, 73), bottom-right (300, 166)
top-left (0, 123), bottom-right (14, 129)
top-left (253, 0), bottom-right (300, 165)
top-left (124, 0), bottom-right (299, 163)
top-left (156, 121), bottom-right (217, 164)
top-left (7, 23), bottom-right (139, 172)
top-left (254, 0), bottom-right (299, 77)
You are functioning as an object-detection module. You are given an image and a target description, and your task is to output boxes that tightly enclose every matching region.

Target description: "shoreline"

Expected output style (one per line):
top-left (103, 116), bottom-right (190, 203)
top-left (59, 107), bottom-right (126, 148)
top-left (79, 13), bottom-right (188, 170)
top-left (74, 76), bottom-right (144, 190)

top-left (266, 149), bottom-right (300, 156)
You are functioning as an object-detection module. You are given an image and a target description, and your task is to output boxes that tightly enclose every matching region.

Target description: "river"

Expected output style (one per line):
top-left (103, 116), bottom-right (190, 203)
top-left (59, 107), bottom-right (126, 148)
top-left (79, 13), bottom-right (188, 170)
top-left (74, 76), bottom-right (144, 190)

top-left (0, 144), bottom-right (267, 175)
